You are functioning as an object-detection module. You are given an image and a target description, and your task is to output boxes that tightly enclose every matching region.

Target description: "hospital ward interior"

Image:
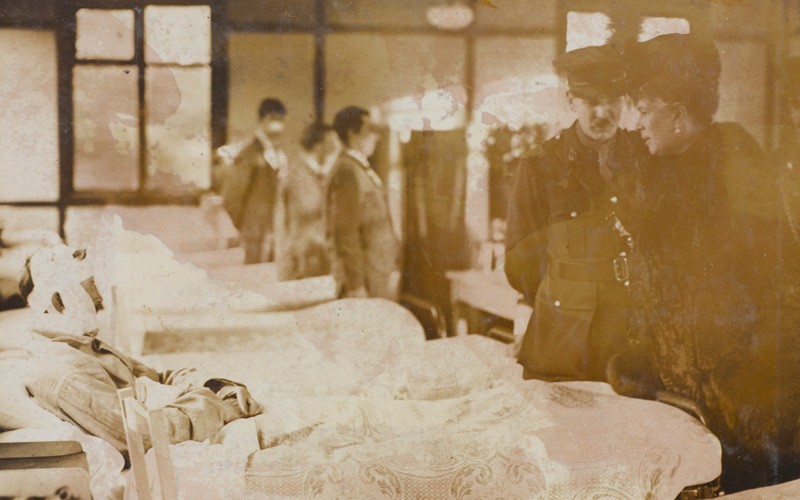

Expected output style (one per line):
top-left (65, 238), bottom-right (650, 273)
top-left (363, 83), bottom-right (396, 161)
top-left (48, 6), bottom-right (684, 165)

top-left (4, 0), bottom-right (800, 498)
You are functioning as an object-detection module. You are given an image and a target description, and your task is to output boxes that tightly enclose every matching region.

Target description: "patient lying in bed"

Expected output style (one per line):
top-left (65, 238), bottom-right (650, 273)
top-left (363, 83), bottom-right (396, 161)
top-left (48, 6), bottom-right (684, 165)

top-left (1, 245), bottom-right (263, 455)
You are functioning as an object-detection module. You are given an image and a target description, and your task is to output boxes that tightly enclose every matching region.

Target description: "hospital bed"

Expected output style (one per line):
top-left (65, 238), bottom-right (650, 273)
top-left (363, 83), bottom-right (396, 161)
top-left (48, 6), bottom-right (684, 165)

top-left (134, 319), bottom-right (723, 498)
top-left (16, 222), bottom-right (722, 498)
top-left (127, 295), bottom-right (722, 497)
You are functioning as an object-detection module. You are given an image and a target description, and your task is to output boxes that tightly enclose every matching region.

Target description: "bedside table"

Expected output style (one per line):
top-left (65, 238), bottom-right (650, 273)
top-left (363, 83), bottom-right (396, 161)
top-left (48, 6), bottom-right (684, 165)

top-left (446, 269), bottom-right (532, 341)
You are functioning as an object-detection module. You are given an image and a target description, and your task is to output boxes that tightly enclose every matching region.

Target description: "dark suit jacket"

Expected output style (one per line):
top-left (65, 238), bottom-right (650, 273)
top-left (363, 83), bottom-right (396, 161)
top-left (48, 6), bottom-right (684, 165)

top-left (220, 138), bottom-right (280, 241)
top-left (326, 152), bottom-right (398, 298)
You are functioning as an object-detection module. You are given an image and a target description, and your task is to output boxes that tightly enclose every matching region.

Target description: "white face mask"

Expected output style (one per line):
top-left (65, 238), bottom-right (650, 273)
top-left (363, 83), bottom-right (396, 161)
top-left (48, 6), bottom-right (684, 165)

top-left (266, 121), bottom-right (285, 134)
top-left (26, 245), bottom-right (102, 337)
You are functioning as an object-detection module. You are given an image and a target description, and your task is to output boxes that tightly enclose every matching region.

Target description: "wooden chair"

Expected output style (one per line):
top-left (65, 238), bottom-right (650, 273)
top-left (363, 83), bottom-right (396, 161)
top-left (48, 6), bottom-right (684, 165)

top-left (117, 387), bottom-right (177, 500)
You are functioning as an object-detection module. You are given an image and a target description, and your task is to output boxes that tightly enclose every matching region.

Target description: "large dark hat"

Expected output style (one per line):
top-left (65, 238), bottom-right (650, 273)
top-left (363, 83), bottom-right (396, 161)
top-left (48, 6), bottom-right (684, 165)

top-left (627, 33), bottom-right (721, 93)
top-left (553, 44), bottom-right (627, 99)
top-left (626, 33), bottom-right (722, 122)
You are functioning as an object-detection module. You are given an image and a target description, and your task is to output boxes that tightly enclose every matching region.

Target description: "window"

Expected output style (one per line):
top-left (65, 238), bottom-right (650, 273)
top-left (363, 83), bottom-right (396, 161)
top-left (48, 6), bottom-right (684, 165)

top-left (0, 29), bottom-right (59, 202)
top-left (72, 4), bottom-right (212, 196)
top-left (639, 16), bottom-right (691, 41)
top-left (565, 10), bottom-right (691, 50)
top-left (565, 11), bottom-right (612, 51)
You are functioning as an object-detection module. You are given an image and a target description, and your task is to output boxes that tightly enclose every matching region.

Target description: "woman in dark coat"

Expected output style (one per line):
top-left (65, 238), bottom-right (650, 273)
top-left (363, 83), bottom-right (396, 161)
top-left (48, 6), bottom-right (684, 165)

top-left (609, 33), bottom-right (799, 492)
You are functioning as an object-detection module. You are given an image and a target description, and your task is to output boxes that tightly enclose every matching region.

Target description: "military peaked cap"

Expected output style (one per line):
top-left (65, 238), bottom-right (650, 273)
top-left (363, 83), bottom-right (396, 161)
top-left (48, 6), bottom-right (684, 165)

top-left (553, 44), bottom-right (628, 99)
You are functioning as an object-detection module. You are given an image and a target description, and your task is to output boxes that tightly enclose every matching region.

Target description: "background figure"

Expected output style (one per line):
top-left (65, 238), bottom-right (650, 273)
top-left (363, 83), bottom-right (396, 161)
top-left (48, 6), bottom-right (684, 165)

top-left (327, 106), bottom-right (399, 299)
top-left (504, 44), bottom-right (648, 382)
top-left (220, 97), bottom-right (289, 264)
top-left (609, 33), bottom-right (794, 492)
top-left (275, 122), bottom-right (341, 280)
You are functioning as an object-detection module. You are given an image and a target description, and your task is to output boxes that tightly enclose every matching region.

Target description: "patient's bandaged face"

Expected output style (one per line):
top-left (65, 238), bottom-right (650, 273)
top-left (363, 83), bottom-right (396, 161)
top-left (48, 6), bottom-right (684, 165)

top-left (26, 244), bottom-right (104, 335)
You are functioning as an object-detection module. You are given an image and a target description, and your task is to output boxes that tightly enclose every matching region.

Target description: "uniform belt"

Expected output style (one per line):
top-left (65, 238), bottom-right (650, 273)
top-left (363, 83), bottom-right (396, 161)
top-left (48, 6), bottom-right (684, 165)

top-left (549, 257), bottom-right (629, 282)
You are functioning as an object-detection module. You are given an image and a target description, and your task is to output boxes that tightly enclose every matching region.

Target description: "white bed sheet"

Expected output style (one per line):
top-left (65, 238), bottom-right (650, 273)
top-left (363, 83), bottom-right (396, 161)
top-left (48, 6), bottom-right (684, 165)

top-left (242, 379), bottom-right (721, 499)
top-left (147, 332), bottom-right (720, 499)
top-left (144, 311), bottom-right (513, 401)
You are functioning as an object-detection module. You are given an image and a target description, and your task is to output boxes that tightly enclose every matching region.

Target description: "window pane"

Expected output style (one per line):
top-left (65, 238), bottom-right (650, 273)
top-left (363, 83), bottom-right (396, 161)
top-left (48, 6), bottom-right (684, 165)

top-left (475, 0), bottom-right (556, 31)
top-left (0, 29), bottom-right (59, 202)
top-left (144, 5), bottom-right (211, 65)
top-left (639, 17), bottom-right (690, 42)
top-left (0, 206), bottom-right (59, 234)
top-left (325, 33), bottom-right (467, 128)
top-left (76, 9), bottom-right (135, 61)
top-left (474, 36), bottom-right (562, 127)
top-left (326, 0), bottom-right (431, 28)
top-left (566, 11), bottom-right (612, 52)
top-left (73, 65), bottom-right (140, 191)
top-left (145, 66), bottom-right (211, 193)
top-left (227, 33), bottom-right (315, 160)
top-left (228, 0), bottom-right (316, 26)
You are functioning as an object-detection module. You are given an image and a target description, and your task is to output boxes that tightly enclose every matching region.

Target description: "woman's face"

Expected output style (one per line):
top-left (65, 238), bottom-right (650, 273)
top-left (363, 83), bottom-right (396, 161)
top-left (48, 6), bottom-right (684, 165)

top-left (635, 96), bottom-right (686, 156)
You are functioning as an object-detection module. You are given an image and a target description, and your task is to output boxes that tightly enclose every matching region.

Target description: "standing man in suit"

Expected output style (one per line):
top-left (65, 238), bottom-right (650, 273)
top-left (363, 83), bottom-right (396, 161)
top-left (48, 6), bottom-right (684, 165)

top-left (221, 98), bottom-right (289, 264)
top-left (327, 106), bottom-right (399, 299)
top-left (504, 44), bottom-right (648, 382)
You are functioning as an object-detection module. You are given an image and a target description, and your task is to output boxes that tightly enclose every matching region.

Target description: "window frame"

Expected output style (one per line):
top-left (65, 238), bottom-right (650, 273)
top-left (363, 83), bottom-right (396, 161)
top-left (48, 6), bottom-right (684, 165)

top-left (57, 0), bottom-right (226, 214)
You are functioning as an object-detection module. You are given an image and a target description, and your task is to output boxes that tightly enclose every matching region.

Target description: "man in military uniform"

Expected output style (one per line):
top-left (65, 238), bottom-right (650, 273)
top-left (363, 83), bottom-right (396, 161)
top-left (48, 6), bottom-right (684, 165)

top-left (505, 44), bottom-right (647, 382)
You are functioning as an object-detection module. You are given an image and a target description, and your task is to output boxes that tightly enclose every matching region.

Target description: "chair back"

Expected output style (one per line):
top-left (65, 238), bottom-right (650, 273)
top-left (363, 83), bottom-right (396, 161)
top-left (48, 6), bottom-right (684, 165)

top-left (118, 387), bottom-right (177, 500)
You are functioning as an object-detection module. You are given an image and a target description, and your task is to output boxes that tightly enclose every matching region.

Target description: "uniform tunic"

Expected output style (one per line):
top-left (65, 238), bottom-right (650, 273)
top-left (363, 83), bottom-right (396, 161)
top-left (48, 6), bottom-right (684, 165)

top-left (505, 122), bottom-right (647, 381)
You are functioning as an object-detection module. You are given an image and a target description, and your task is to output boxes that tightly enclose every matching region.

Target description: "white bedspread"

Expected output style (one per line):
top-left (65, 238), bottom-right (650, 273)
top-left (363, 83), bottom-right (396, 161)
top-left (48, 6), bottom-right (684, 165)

top-left (144, 310), bottom-right (515, 401)
top-left (242, 380), bottom-right (720, 499)
top-left (148, 330), bottom-right (720, 499)
top-left (159, 379), bottom-right (720, 499)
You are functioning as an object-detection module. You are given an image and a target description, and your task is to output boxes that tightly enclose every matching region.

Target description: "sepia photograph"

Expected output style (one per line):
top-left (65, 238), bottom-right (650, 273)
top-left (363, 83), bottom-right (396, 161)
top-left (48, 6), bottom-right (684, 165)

top-left (1, 0), bottom-right (800, 498)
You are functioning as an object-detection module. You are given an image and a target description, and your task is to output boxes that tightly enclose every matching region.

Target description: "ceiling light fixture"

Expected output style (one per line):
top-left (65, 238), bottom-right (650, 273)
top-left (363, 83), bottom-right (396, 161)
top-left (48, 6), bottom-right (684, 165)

top-left (426, 1), bottom-right (474, 31)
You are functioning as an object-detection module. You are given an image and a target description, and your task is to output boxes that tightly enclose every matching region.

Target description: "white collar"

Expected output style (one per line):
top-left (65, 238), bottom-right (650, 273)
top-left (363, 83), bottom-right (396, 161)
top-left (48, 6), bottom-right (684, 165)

top-left (254, 128), bottom-right (273, 151)
top-left (255, 129), bottom-right (288, 170)
top-left (302, 152), bottom-right (325, 176)
top-left (345, 149), bottom-right (384, 189)
top-left (346, 148), bottom-right (370, 169)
